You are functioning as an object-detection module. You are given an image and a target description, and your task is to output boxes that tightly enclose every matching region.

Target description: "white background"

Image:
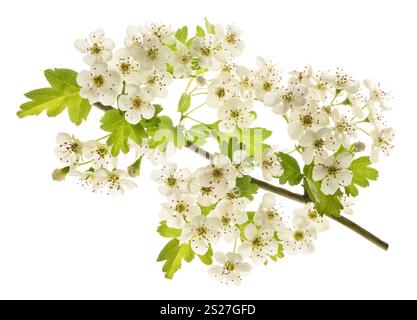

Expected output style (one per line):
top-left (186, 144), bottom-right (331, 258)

top-left (1, 0), bottom-right (416, 299)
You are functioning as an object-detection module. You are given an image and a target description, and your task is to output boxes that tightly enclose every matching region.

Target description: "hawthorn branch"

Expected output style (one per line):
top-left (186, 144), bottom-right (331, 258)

top-left (184, 142), bottom-right (389, 251)
top-left (93, 103), bottom-right (389, 251)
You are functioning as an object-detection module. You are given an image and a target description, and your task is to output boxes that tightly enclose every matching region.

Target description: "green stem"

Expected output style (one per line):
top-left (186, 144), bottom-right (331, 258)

top-left (183, 103), bottom-right (207, 117)
top-left (184, 116), bottom-right (207, 126)
top-left (96, 134), bottom-right (111, 141)
top-left (78, 160), bottom-right (93, 166)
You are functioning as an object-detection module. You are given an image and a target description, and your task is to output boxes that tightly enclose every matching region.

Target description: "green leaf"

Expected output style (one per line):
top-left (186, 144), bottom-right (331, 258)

top-left (278, 152), bottom-right (303, 186)
top-left (270, 243), bottom-right (285, 261)
top-left (157, 221), bottom-right (182, 238)
top-left (196, 25), bottom-right (206, 37)
top-left (158, 239), bottom-right (195, 279)
top-left (237, 127), bottom-right (272, 161)
top-left (188, 124), bottom-right (211, 146)
top-left (204, 17), bottom-right (216, 34)
top-left (236, 176), bottom-right (259, 200)
top-left (177, 93), bottom-right (191, 113)
top-left (140, 105), bottom-right (163, 128)
top-left (175, 26), bottom-right (188, 43)
top-left (100, 109), bottom-right (147, 156)
top-left (198, 246), bottom-right (213, 265)
top-left (150, 116), bottom-right (186, 149)
top-left (17, 68), bottom-right (91, 125)
top-left (349, 156), bottom-right (379, 188)
top-left (303, 164), bottom-right (343, 217)
top-left (200, 204), bottom-right (217, 216)
top-left (237, 211), bottom-right (255, 241)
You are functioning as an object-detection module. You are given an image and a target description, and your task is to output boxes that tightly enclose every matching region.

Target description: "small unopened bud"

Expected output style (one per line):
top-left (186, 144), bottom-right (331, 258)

top-left (52, 166), bottom-right (70, 182)
top-left (196, 76), bottom-right (207, 87)
top-left (352, 141), bottom-right (366, 153)
top-left (128, 157), bottom-right (142, 178)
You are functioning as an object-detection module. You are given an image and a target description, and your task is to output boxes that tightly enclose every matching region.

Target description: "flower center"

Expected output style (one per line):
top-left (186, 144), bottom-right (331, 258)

top-left (307, 209), bottom-right (318, 220)
top-left (96, 146), bottom-right (108, 158)
top-left (224, 261), bottom-right (236, 273)
top-left (166, 177), bottom-right (177, 187)
top-left (132, 97), bottom-right (144, 109)
top-left (225, 33), bottom-right (237, 44)
top-left (201, 186), bottom-right (214, 195)
top-left (327, 165), bottom-right (339, 176)
top-left (196, 226), bottom-right (208, 237)
top-left (119, 62), bottom-right (131, 74)
top-left (263, 81), bottom-right (272, 92)
top-left (314, 139), bottom-right (325, 149)
top-left (215, 87), bottom-right (225, 98)
top-left (89, 43), bottom-right (103, 55)
top-left (200, 46), bottom-right (213, 57)
top-left (175, 203), bottom-right (187, 213)
top-left (180, 53), bottom-right (191, 64)
top-left (212, 168), bottom-right (224, 178)
top-left (266, 209), bottom-right (277, 220)
top-left (300, 114), bottom-right (313, 127)
top-left (147, 48), bottom-right (159, 60)
top-left (92, 75), bottom-right (105, 88)
top-left (282, 92), bottom-right (294, 103)
top-left (293, 231), bottom-right (305, 241)
top-left (221, 215), bottom-right (231, 226)
top-left (252, 237), bottom-right (263, 248)
top-left (230, 110), bottom-right (240, 119)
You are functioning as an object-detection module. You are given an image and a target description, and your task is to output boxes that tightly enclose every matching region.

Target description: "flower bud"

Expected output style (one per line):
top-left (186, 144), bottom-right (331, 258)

top-left (128, 157), bottom-right (143, 178)
top-left (196, 76), bottom-right (207, 87)
top-left (52, 166), bottom-right (70, 182)
top-left (352, 141), bottom-right (366, 153)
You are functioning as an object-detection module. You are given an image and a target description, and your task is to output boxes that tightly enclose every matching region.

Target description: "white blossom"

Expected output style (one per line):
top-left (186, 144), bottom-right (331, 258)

top-left (364, 79), bottom-right (391, 110)
top-left (195, 155), bottom-right (237, 193)
top-left (169, 42), bottom-right (193, 78)
top-left (312, 152), bottom-right (353, 195)
top-left (209, 252), bottom-right (251, 286)
top-left (254, 57), bottom-right (281, 100)
top-left (82, 140), bottom-right (117, 169)
top-left (130, 34), bottom-right (171, 71)
top-left (112, 48), bottom-right (140, 84)
top-left (207, 74), bottom-right (240, 108)
top-left (238, 223), bottom-right (278, 264)
top-left (232, 150), bottom-right (254, 178)
top-left (254, 193), bottom-right (287, 234)
top-left (95, 168), bottom-right (137, 195)
top-left (74, 29), bottom-right (115, 65)
top-left (340, 195), bottom-right (355, 215)
top-left (70, 170), bottom-right (104, 192)
top-left (287, 101), bottom-right (329, 140)
top-left (299, 128), bottom-right (339, 164)
top-left (189, 178), bottom-right (226, 207)
top-left (138, 67), bottom-right (173, 98)
top-left (209, 199), bottom-right (248, 241)
top-left (264, 85), bottom-right (307, 115)
top-left (370, 127), bottom-right (394, 162)
top-left (151, 163), bottom-right (191, 196)
top-left (192, 35), bottom-right (225, 70)
top-left (218, 98), bottom-right (254, 133)
top-left (55, 133), bottom-right (83, 168)
top-left (180, 215), bottom-right (222, 255)
top-left (332, 109), bottom-right (358, 148)
top-left (261, 149), bottom-right (283, 181)
top-left (322, 69), bottom-right (360, 94)
top-left (160, 194), bottom-right (200, 228)
top-left (215, 24), bottom-right (245, 57)
top-left (281, 225), bottom-right (317, 255)
top-left (77, 62), bottom-right (121, 105)
top-left (119, 85), bottom-right (155, 124)
top-left (293, 203), bottom-right (329, 232)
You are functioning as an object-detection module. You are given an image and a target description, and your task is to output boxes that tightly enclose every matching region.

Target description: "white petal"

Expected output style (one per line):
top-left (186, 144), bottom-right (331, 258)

top-left (244, 223), bottom-right (257, 241)
top-left (312, 165), bottom-right (327, 181)
top-left (321, 177), bottom-right (339, 195)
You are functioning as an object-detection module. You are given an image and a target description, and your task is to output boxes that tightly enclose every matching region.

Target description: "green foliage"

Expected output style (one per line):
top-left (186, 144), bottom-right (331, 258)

top-left (278, 152), bottom-right (303, 186)
top-left (177, 93), bottom-right (191, 113)
top-left (100, 109), bottom-right (146, 156)
top-left (237, 127), bottom-right (272, 161)
top-left (149, 116), bottom-right (186, 150)
top-left (157, 221), bottom-right (182, 238)
top-left (303, 164), bottom-right (343, 217)
top-left (198, 246), bottom-right (213, 265)
top-left (140, 105), bottom-right (163, 128)
top-left (236, 176), bottom-right (259, 200)
top-left (200, 204), bottom-right (217, 216)
top-left (17, 68), bottom-right (91, 125)
top-left (269, 243), bottom-right (285, 261)
top-left (345, 156), bottom-right (379, 197)
top-left (188, 124), bottom-right (211, 146)
top-left (196, 25), bottom-right (206, 37)
top-left (157, 239), bottom-right (194, 279)
top-left (204, 17), bottom-right (216, 34)
top-left (175, 26), bottom-right (188, 43)
top-left (237, 211), bottom-right (255, 241)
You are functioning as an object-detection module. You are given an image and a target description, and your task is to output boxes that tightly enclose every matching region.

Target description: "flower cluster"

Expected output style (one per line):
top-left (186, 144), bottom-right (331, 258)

top-left (19, 19), bottom-right (394, 286)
